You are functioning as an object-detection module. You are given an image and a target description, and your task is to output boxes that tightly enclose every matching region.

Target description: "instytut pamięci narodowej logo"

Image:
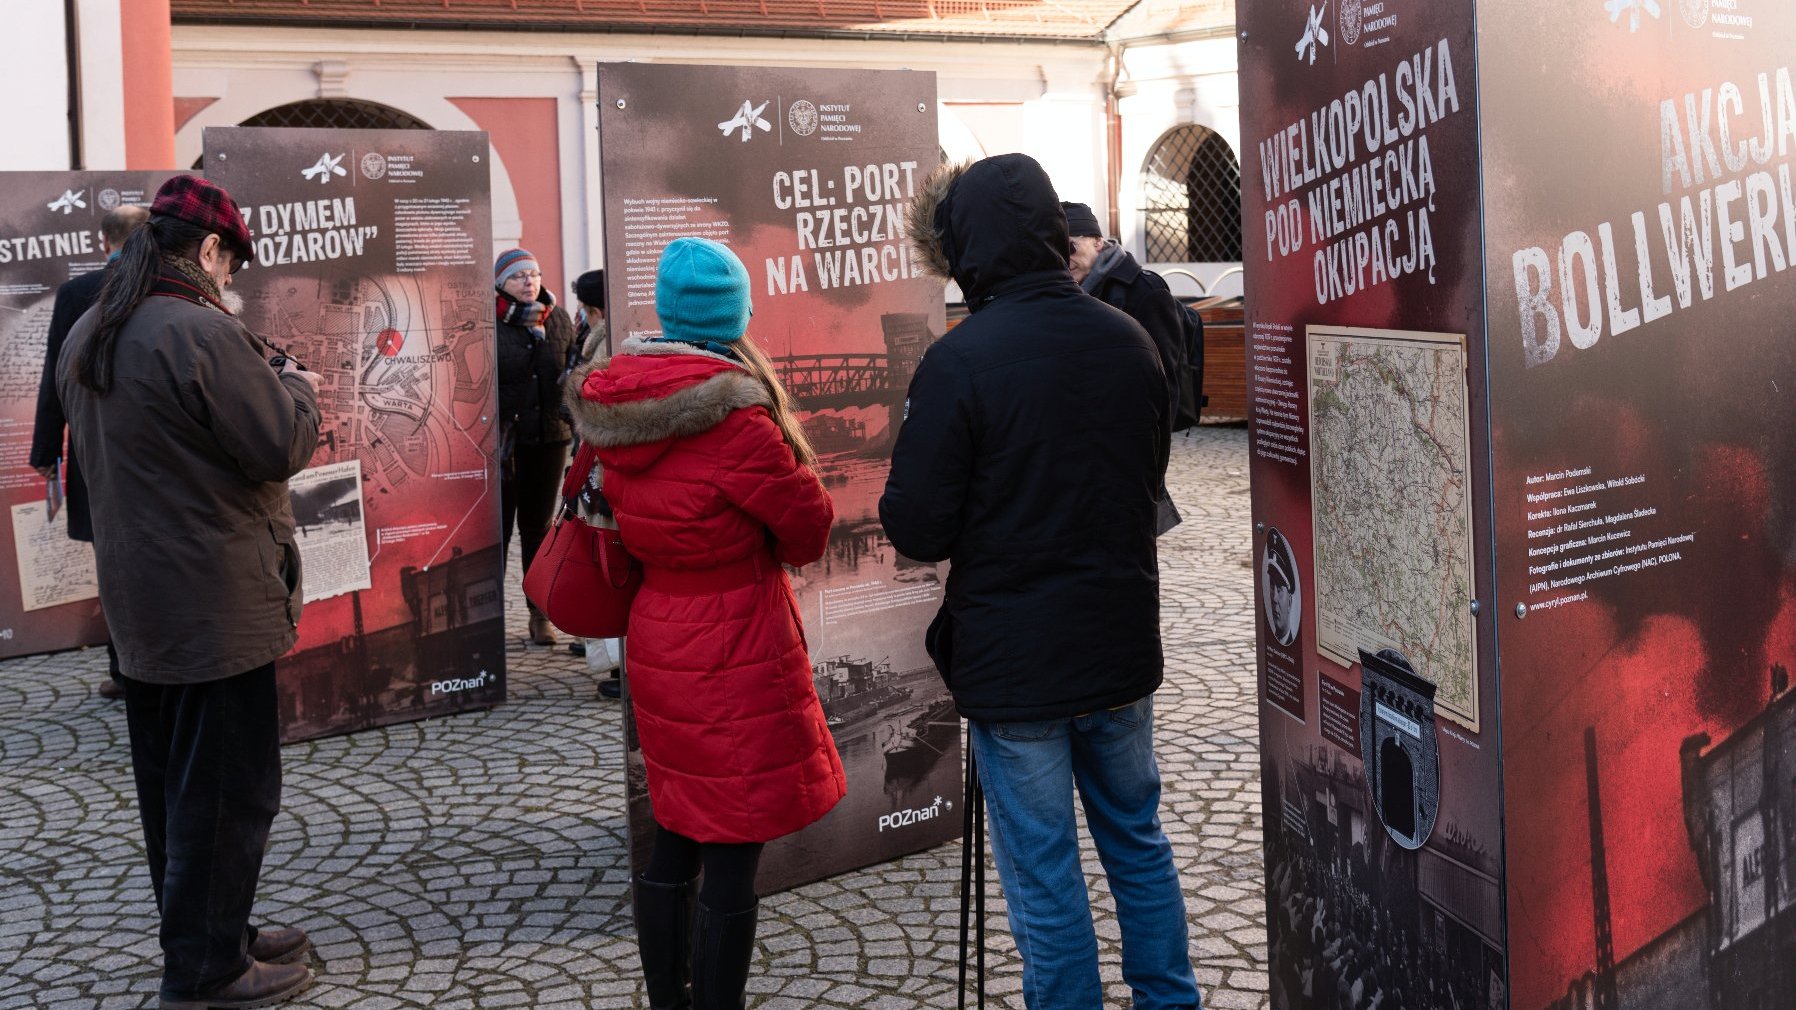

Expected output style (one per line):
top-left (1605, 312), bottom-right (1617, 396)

top-left (788, 100), bottom-right (820, 137)
top-left (302, 153), bottom-right (348, 184)
top-left (1339, 0), bottom-right (1363, 48)
top-left (360, 153), bottom-right (388, 181)
top-left (1295, 2), bottom-right (1331, 64)
top-left (1678, 0), bottom-right (1708, 28)
top-left (46, 190), bottom-right (86, 215)
top-left (718, 100), bottom-right (773, 142)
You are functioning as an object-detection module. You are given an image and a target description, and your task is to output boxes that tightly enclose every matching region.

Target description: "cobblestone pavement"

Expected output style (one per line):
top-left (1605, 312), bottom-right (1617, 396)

top-left (0, 425), bottom-right (1266, 1010)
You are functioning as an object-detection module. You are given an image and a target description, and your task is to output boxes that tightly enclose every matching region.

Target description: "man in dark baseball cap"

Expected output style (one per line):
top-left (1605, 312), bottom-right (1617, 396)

top-left (58, 173), bottom-right (323, 1009)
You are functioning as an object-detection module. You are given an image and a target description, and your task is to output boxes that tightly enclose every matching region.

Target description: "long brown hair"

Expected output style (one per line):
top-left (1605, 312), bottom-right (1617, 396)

top-left (733, 336), bottom-right (817, 467)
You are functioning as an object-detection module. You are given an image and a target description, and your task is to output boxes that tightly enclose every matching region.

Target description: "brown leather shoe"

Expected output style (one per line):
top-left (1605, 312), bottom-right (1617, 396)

top-left (529, 610), bottom-right (558, 646)
top-left (248, 925), bottom-right (310, 965)
top-left (159, 960), bottom-right (313, 1009)
top-left (97, 678), bottom-right (124, 700)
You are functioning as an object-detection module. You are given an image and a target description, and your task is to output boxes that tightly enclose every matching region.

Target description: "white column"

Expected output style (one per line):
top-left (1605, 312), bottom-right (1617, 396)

top-left (578, 61), bottom-right (603, 275)
top-left (3, 0), bottom-right (73, 170)
top-left (556, 57), bottom-right (596, 291)
top-left (1019, 57), bottom-right (1110, 220)
top-left (77, 0), bottom-right (127, 169)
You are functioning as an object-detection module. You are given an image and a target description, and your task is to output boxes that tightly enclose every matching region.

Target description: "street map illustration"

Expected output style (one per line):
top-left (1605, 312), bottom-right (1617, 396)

top-left (1307, 326), bottom-right (1478, 730)
top-left (239, 273), bottom-right (495, 568)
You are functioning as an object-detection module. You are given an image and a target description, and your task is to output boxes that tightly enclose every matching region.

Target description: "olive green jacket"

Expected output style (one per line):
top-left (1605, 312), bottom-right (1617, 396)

top-left (59, 294), bottom-right (320, 683)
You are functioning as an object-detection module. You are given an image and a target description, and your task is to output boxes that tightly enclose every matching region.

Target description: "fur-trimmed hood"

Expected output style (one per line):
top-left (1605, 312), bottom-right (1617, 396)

top-left (565, 337), bottom-right (772, 454)
top-left (904, 153), bottom-right (1071, 309)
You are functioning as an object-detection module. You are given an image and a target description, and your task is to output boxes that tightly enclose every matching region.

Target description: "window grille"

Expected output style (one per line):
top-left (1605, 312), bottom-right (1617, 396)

top-left (192, 100), bottom-right (432, 169)
top-left (240, 99), bottom-right (432, 132)
top-left (1141, 125), bottom-right (1242, 264)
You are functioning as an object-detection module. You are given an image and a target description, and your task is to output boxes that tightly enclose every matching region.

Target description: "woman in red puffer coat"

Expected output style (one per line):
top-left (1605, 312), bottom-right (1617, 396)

top-left (566, 237), bottom-right (843, 1010)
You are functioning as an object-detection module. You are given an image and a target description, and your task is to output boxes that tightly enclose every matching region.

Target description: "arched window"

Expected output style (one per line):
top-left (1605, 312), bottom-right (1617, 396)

top-left (191, 99), bottom-right (432, 169)
top-left (1141, 125), bottom-right (1242, 264)
top-left (240, 99), bottom-right (431, 132)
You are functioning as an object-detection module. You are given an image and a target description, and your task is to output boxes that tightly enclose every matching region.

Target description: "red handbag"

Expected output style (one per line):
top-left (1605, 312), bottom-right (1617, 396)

top-left (523, 444), bottom-right (642, 638)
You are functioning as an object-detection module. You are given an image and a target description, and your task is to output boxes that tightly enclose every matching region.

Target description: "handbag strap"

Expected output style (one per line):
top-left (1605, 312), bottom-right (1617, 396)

top-left (560, 443), bottom-right (601, 513)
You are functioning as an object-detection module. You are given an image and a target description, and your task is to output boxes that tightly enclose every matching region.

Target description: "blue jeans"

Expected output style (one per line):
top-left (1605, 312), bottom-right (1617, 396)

top-left (970, 696), bottom-right (1200, 1010)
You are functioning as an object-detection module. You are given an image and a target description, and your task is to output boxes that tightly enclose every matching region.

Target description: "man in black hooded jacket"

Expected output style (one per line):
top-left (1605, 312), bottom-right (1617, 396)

top-left (880, 154), bottom-right (1200, 1010)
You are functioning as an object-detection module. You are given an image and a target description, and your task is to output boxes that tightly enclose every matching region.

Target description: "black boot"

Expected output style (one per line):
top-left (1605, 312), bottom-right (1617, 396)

top-left (691, 899), bottom-right (758, 1010)
top-left (634, 875), bottom-right (697, 1010)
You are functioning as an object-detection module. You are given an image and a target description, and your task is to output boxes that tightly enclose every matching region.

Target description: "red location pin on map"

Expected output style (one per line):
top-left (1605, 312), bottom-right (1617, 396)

top-left (377, 328), bottom-right (405, 358)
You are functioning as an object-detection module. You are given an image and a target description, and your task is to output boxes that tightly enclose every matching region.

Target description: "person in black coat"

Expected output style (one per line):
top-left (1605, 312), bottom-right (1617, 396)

top-left (1064, 200), bottom-right (1188, 533)
top-left (31, 204), bottom-right (148, 699)
top-left (1063, 201), bottom-right (1184, 433)
top-left (32, 205), bottom-right (149, 542)
top-left (494, 248), bottom-right (576, 645)
top-left (880, 154), bottom-right (1199, 1010)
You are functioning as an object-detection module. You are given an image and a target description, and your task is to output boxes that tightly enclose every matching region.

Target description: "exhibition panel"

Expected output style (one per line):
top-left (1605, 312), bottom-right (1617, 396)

top-left (206, 128), bottom-right (506, 742)
top-left (1243, 1), bottom-right (1796, 1006)
top-left (0, 172), bottom-right (174, 660)
top-left (597, 63), bottom-right (960, 892)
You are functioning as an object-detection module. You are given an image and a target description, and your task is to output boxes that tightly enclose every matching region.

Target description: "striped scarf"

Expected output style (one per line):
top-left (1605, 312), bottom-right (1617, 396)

top-left (498, 289), bottom-right (553, 343)
top-left (151, 255), bottom-right (230, 314)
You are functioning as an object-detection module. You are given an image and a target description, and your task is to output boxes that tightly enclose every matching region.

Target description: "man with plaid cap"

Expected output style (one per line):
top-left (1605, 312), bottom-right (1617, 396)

top-left (58, 175), bottom-right (324, 1009)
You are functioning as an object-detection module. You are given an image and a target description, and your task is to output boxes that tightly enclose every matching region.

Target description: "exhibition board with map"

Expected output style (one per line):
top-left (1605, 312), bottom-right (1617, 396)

top-left (0, 172), bottom-right (172, 660)
top-left (205, 128), bottom-right (505, 743)
top-left (1239, 1), bottom-right (1505, 1007)
top-left (1244, 0), bottom-right (1796, 1007)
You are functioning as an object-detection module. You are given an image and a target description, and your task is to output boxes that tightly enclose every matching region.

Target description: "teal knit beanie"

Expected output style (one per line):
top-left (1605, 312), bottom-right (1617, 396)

top-left (655, 237), bottom-right (751, 346)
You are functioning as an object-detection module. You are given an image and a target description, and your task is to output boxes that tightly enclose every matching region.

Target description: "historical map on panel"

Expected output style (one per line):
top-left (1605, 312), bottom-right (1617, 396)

top-left (239, 273), bottom-right (495, 566)
top-left (1307, 326), bottom-right (1478, 730)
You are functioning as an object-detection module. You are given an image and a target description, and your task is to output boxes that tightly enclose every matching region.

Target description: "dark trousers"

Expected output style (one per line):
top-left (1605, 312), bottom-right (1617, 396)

top-left (123, 664), bottom-right (282, 998)
top-left (645, 822), bottom-right (764, 913)
top-left (501, 440), bottom-right (569, 581)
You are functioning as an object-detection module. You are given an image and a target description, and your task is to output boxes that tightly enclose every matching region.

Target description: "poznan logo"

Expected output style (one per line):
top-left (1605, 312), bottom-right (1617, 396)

top-left (1678, 0), bottom-right (1708, 28)
top-left (788, 99), bottom-right (820, 137)
top-left (302, 153), bottom-right (348, 184)
top-left (46, 190), bottom-right (86, 215)
top-left (1604, 0), bottom-right (1663, 31)
top-left (1295, 2), bottom-right (1331, 64)
top-left (877, 795), bottom-right (951, 833)
top-left (360, 153), bottom-right (388, 180)
top-left (430, 671), bottom-right (492, 696)
top-left (718, 100), bottom-right (773, 142)
top-left (1339, 0), bottom-right (1363, 47)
